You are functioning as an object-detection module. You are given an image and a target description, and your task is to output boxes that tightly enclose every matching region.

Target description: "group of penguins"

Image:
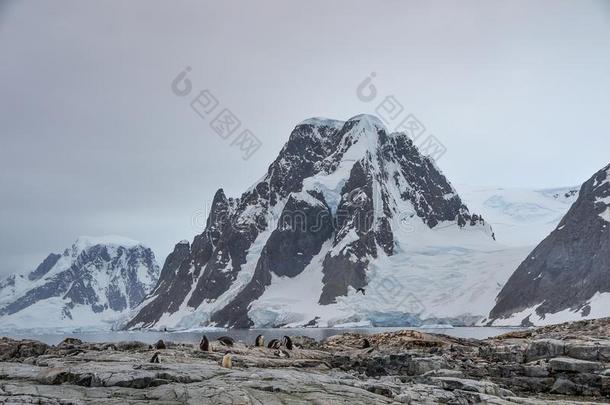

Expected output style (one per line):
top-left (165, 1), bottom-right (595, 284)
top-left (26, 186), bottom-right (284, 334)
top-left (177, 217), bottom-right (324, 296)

top-left (149, 334), bottom-right (295, 369)
top-left (200, 334), bottom-right (293, 351)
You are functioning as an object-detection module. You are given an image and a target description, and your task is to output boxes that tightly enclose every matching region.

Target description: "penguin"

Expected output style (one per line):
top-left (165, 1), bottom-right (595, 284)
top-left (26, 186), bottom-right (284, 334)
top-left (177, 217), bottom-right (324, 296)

top-left (149, 351), bottom-right (160, 363)
top-left (200, 335), bottom-right (210, 352)
top-left (267, 339), bottom-right (281, 349)
top-left (255, 334), bottom-right (265, 347)
top-left (356, 287), bottom-right (366, 295)
top-left (221, 351), bottom-right (232, 369)
top-left (217, 336), bottom-right (234, 347)
top-left (361, 338), bottom-right (371, 349)
top-left (154, 339), bottom-right (166, 350)
top-left (274, 349), bottom-right (290, 358)
top-left (282, 336), bottom-right (293, 350)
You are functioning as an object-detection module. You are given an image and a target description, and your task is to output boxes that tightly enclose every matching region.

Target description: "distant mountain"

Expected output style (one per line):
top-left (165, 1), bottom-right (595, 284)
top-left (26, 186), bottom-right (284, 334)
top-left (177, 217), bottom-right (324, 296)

top-left (123, 114), bottom-right (534, 331)
top-left (485, 163), bottom-right (610, 326)
top-left (0, 236), bottom-right (160, 332)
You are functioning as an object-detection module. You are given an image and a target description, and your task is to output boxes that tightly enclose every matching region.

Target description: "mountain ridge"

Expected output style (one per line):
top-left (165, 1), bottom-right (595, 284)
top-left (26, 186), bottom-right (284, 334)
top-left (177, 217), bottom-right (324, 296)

top-left (0, 236), bottom-right (160, 332)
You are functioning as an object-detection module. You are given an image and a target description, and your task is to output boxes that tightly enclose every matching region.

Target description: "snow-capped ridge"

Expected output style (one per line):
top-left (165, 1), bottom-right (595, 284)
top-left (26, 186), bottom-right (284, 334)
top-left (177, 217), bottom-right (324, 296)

top-left (347, 113), bottom-right (386, 128)
top-left (73, 235), bottom-right (143, 250)
top-left (297, 117), bottom-right (345, 128)
top-left (0, 236), bottom-right (160, 332)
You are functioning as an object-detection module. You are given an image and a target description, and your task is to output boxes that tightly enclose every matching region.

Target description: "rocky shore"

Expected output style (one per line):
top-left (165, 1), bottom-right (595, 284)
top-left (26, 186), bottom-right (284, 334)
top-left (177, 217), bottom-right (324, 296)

top-left (2, 319), bottom-right (610, 404)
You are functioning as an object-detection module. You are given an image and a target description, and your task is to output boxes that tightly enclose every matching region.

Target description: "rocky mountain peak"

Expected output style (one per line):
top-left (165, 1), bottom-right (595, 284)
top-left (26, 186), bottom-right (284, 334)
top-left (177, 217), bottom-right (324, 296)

top-left (125, 115), bottom-right (494, 330)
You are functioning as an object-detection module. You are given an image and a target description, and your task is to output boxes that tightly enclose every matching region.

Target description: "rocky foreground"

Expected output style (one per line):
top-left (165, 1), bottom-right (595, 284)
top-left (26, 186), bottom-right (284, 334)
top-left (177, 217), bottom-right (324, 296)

top-left (2, 319), bottom-right (610, 404)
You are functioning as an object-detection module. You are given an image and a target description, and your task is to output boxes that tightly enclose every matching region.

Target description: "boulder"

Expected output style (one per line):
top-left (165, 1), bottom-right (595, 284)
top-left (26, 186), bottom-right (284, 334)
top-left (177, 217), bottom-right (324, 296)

top-left (549, 357), bottom-right (603, 373)
top-left (525, 339), bottom-right (565, 361)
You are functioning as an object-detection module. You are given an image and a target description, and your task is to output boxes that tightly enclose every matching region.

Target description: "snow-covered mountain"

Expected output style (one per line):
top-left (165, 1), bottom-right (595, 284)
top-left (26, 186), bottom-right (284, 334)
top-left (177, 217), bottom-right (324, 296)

top-left (0, 236), bottom-right (160, 332)
top-left (124, 114), bottom-right (538, 330)
top-left (485, 163), bottom-right (610, 326)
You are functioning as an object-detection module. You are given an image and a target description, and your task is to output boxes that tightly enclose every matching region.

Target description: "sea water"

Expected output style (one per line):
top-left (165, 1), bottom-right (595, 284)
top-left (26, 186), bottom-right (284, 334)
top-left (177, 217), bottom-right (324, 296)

top-left (2, 326), bottom-right (525, 346)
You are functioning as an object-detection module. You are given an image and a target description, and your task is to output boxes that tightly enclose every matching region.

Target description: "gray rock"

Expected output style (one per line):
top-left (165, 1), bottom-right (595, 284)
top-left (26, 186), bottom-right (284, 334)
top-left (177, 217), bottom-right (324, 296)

top-left (550, 378), bottom-right (589, 396)
top-left (0, 337), bottom-right (48, 361)
top-left (549, 357), bottom-right (603, 373)
top-left (565, 342), bottom-right (604, 361)
top-left (430, 377), bottom-right (515, 397)
top-left (522, 365), bottom-right (550, 378)
top-left (525, 339), bottom-right (565, 361)
top-left (4, 320), bottom-right (610, 403)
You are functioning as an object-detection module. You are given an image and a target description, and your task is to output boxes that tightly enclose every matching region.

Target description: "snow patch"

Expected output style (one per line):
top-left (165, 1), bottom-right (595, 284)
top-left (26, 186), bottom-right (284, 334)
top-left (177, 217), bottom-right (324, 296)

top-left (248, 240), bottom-right (343, 328)
top-left (489, 291), bottom-right (610, 326)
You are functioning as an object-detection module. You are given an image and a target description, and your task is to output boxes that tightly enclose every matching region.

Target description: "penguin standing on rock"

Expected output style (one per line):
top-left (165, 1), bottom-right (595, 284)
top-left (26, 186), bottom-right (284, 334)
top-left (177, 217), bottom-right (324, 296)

top-left (361, 338), bottom-right (371, 349)
top-left (221, 351), bottom-right (232, 369)
top-left (200, 335), bottom-right (210, 352)
top-left (282, 336), bottom-right (293, 350)
top-left (217, 336), bottom-right (235, 347)
top-left (267, 339), bottom-right (281, 349)
top-left (149, 352), bottom-right (160, 363)
top-left (255, 334), bottom-right (265, 347)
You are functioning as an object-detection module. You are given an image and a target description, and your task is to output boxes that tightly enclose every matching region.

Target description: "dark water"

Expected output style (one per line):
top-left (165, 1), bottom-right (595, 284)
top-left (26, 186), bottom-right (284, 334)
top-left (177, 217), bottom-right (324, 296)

top-left (3, 327), bottom-right (524, 346)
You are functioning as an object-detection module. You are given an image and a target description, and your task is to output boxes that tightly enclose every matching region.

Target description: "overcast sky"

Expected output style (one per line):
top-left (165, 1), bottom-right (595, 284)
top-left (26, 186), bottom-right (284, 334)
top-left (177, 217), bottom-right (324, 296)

top-left (1, 0), bottom-right (609, 276)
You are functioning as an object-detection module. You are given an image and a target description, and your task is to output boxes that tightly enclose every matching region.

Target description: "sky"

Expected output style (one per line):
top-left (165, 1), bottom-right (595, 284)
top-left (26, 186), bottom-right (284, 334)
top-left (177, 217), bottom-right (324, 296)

top-left (1, 0), bottom-right (609, 276)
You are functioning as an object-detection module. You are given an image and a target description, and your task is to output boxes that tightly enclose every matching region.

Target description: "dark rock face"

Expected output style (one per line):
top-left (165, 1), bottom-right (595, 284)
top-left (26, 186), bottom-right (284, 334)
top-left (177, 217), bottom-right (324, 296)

top-left (28, 253), bottom-right (61, 281)
top-left (126, 189), bottom-right (236, 328)
top-left (186, 203), bottom-right (261, 308)
top-left (261, 193), bottom-right (334, 279)
top-left (0, 240), bottom-right (160, 321)
top-left (320, 160), bottom-right (376, 305)
top-left (490, 163), bottom-right (610, 322)
top-left (125, 241), bottom-right (192, 328)
top-left (126, 115), bottom-right (491, 329)
top-left (211, 192), bottom-right (335, 327)
top-left (389, 134), bottom-right (473, 228)
top-left (268, 121), bottom-right (345, 203)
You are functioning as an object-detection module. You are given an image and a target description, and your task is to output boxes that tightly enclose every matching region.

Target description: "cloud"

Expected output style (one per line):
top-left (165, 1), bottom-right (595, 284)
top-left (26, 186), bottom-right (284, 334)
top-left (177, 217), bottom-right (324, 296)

top-left (1, 0), bottom-right (609, 275)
